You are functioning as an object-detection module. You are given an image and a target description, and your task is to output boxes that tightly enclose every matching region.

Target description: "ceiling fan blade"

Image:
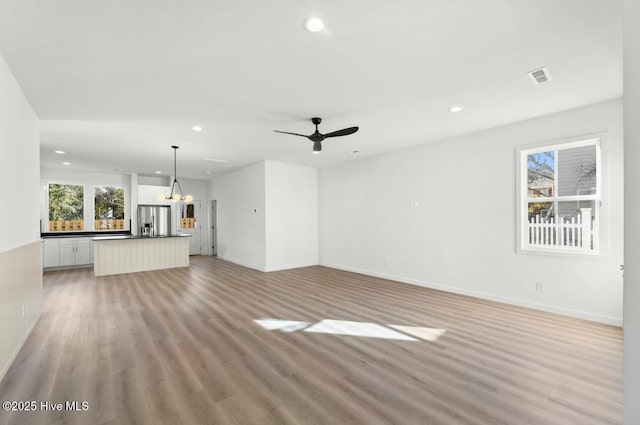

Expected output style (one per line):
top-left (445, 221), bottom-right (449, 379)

top-left (323, 126), bottom-right (359, 138)
top-left (274, 130), bottom-right (310, 138)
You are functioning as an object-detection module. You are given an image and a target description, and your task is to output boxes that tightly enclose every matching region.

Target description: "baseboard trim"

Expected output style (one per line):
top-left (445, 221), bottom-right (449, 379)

top-left (265, 262), bottom-right (319, 272)
top-left (219, 257), bottom-right (320, 273)
top-left (218, 256), bottom-right (267, 272)
top-left (319, 261), bottom-right (622, 326)
top-left (44, 264), bottom-right (93, 272)
top-left (0, 314), bottom-right (39, 384)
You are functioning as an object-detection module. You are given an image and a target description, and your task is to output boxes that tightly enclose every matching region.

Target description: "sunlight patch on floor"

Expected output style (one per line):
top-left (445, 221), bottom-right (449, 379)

top-left (389, 325), bottom-right (446, 342)
top-left (304, 319), bottom-right (418, 341)
top-left (253, 318), bottom-right (446, 342)
top-left (253, 319), bottom-right (310, 332)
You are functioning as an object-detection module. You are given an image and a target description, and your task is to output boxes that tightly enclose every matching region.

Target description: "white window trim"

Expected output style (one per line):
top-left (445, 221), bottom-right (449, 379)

top-left (43, 181), bottom-right (87, 233)
top-left (516, 135), bottom-right (604, 257)
top-left (93, 184), bottom-right (127, 231)
top-left (42, 180), bottom-right (129, 233)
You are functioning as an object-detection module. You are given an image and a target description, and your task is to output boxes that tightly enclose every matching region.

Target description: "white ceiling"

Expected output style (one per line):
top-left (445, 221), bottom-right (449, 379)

top-left (0, 0), bottom-right (622, 180)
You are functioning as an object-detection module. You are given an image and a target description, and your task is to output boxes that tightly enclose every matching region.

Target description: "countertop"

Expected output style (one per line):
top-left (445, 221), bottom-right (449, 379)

top-left (92, 234), bottom-right (192, 241)
top-left (42, 231), bottom-right (131, 239)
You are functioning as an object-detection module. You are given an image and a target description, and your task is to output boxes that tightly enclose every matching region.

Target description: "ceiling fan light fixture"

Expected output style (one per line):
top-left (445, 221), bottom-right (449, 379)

top-left (304, 17), bottom-right (324, 32)
top-left (274, 117), bottom-right (359, 153)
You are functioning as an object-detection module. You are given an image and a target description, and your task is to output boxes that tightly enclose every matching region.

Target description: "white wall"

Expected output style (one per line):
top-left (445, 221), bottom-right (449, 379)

top-left (209, 162), bottom-right (266, 270)
top-left (265, 161), bottom-right (318, 271)
top-left (1, 61), bottom-right (40, 250)
top-left (0, 53), bottom-right (42, 381)
top-left (138, 175), bottom-right (170, 186)
top-left (137, 184), bottom-right (171, 205)
top-left (624, 0), bottom-right (640, 422)
top-left (319, 99), bottom-right (624, 325)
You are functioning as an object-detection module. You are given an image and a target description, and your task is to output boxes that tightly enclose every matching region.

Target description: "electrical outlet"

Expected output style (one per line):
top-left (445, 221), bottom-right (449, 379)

top-left (535, 282), bottom-right (544, 292)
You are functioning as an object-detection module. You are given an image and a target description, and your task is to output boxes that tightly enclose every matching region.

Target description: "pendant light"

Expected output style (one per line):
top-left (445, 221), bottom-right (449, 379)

top-left (157, 145), bottom-right (193, 203)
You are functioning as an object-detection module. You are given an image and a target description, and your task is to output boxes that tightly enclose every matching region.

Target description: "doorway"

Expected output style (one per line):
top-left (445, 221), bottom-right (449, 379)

top-left (211, 200), bottom-right (217, 256)
top-left (180, 200), bottom-right (202, 255)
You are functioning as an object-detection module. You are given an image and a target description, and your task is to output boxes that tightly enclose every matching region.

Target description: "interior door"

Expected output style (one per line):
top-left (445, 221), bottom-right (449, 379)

top-left (180, 200), bottom-right (201, 255)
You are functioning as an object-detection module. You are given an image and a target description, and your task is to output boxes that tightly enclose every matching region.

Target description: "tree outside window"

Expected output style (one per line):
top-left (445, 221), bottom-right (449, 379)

top-left (95, 186), bottom-right (125, 231)
top-left (48, 184), bottom-right (84, 231)
top-left (520, 139), bottom-right (600, 253)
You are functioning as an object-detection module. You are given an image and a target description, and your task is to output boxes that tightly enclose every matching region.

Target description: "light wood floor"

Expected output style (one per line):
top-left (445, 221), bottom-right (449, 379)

top-left (0, 257), bottom-right (622, 425)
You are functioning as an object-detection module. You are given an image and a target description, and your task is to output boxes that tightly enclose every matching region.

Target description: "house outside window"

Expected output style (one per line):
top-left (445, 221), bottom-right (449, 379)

top-left (519, 137), bottom-right (601, 254)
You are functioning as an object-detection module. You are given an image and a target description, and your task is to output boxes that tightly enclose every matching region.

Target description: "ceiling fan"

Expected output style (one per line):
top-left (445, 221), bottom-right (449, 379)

top-left (274, 117), bottom-right (359, 153)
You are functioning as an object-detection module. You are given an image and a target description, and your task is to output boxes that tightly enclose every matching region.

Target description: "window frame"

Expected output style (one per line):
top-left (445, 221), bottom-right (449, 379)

top-left (44, 182), bottom-right (86, 233)
top-left (93, 185), bottom-right (127, 232)
top-left (516, 136), bottom-right (602, 256)
top-left (43, 180), bottom-right (129, 233)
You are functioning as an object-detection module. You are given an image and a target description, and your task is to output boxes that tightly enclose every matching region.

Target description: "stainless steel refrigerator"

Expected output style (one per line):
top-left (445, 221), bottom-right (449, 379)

top-left (137, 205), bottom-right (171, 237)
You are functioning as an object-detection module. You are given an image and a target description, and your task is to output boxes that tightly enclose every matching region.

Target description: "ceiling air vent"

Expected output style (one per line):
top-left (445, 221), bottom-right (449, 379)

top-left (528, 67), bottom-right (551, 84)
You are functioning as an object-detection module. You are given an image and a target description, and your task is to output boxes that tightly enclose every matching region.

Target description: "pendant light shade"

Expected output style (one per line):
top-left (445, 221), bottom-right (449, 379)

top-left (158, 146), bottom-right (193, 203)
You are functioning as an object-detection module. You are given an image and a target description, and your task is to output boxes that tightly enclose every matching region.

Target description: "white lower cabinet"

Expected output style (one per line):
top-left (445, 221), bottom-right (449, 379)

top-left (43, 237), bottom-right (93, 268)
top-left (75, 242), bottom-right (91, 265)
top-left (43, 239), bottom-right (60, 268)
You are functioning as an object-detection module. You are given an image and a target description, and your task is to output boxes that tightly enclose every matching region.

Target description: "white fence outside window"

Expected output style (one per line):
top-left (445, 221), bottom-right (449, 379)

top-left (527, 208), bottom-right (596, 251)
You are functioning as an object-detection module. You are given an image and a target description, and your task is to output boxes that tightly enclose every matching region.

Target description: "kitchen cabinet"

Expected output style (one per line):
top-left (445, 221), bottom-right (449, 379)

top-left (43, 239), bottom-right (60, 268)
top-left (43, 237), bottom-right (93, 268)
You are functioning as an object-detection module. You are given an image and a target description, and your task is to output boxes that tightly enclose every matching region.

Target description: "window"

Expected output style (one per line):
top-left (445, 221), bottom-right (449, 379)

top-left (519, 138), bottom-right (600, 253)
top-left (47, 183), bottom-right (84, 231)
top-left (94, 186), bottom-right (125, 231)
top-left (180, 203), bottom-right (197, 229)
top-left (44, 182), bottom-right (128, 233)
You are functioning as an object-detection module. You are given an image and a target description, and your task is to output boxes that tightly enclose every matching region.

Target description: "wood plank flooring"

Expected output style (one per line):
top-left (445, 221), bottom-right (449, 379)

top-left (0, 257), bottom-right (623, 425)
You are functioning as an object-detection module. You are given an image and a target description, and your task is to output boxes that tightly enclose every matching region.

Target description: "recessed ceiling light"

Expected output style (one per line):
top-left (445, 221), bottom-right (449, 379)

top-left (62, 162), bottom-right (71, 165)
top-left (155, 171), bottom-right (162, 174)
top-left (192, 125), bottom-right (203, 132)
top-left (449, 105), bottom-right (462, 113)
top-left (304, 17), bottom-right (324, 32)
top-left (54, 150), bottom-right (65, 154)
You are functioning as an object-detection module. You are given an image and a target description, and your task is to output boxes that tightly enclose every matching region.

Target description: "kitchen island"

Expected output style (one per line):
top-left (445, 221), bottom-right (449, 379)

top-left (92, 234), bottom-right (191, 277)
